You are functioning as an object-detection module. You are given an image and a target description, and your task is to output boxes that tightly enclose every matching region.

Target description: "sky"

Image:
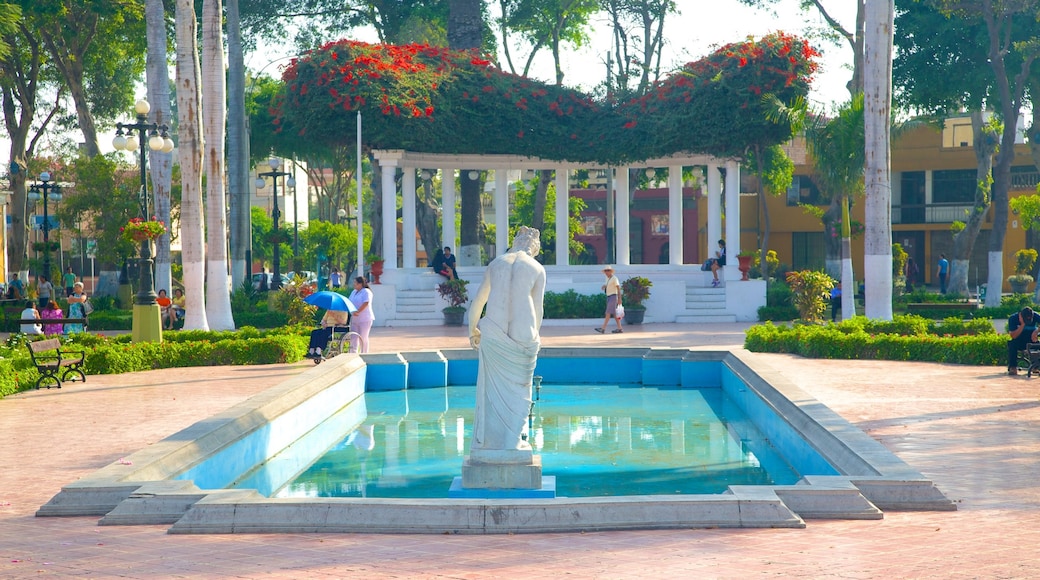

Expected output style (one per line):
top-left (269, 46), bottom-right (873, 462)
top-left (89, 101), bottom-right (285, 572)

top-left (247, 0), bottom-right (858, 111)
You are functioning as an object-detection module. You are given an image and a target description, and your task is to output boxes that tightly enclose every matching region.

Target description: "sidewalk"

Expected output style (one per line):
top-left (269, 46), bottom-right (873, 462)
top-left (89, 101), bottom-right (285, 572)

top-left (1, 323), bottom-right (1038, 578)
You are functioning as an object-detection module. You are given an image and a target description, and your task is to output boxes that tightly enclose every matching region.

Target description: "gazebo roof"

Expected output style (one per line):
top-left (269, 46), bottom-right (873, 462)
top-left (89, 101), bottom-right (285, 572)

top-left (372, 150), bottom-right (735, 170)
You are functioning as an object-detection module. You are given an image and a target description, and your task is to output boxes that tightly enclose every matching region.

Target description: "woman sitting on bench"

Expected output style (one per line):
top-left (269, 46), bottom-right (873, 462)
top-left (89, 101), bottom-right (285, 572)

top-left (305, 308), bottom-right (350, 359)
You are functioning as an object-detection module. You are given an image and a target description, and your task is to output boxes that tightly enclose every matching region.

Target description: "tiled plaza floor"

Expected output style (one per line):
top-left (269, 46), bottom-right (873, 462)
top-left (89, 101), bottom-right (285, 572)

top-left (1, 322), bottom-right (1038, 579)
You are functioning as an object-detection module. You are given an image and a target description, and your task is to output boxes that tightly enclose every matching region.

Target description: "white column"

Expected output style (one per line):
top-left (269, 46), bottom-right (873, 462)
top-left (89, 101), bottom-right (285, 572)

top-left (616, 167), bottom-right (630, 266)
top-left (555, 167), bottom-right (569, 265)
top-left (725, 160), bottom-right (741, 258)
top-left (707, 164), bottom-right (722, 259)
top-left (381, 162), bottom-right (397, 269)
top-left (442, 168), bottom-right (456, 252)
top-left (402, 168), bottom-right (417, 268)
top-left (668, 164), bottom-right (683, 265)
top-left (495, 169), bottom-right (509, 258)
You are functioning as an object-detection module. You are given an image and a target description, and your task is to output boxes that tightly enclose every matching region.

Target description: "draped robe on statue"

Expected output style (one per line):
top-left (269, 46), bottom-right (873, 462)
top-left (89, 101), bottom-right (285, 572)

top-left (472, 317), bottom-right (539, 450)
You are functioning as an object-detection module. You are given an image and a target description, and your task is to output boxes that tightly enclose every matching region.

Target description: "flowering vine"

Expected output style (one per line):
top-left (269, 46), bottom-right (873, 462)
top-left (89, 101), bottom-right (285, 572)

top-left (271, 32), bottom-right (819, 164)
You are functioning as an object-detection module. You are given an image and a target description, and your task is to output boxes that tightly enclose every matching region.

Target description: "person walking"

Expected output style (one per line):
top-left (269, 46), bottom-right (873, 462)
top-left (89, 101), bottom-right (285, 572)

top-left (596, 265), bottom-right (624, 334)
top-left (37, 275), bottom-right (54, 308)
top-left (830, 282), bottom-right (842, 322)
top-left (936, 254), bottom-right (949, 294)
top-left (905, 256), bottom-right (919, 291)
top-left (349, 276), bottom-right (375, 353)
top-left (63, 267), bottom-right (77, 298)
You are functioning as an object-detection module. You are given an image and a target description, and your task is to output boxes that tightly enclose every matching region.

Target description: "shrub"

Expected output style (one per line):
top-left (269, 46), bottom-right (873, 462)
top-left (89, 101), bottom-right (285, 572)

top-left (1, 328), bottom-right (311, 396)
top-left (543, 289), bottom-right (606, 318)
top-left (785, 270), bottom-right (833, 322)
top-left (621, 276), bottom-right (653, 309)
top-left (437, 279), bottom-right (470, 313)
top-left (745, 317), bottom-right (1005, 365)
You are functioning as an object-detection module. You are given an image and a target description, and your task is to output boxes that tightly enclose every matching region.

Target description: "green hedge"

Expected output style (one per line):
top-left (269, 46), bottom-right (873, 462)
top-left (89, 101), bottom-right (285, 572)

top-left (0, 329), bottom-right (310, 398)
top-left (543, 290), bottom-right (607, 318)
top-left (744, 315), bottom-right (1004, 365)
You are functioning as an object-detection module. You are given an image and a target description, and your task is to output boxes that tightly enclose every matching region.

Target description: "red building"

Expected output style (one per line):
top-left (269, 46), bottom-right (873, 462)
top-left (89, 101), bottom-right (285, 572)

top-left (571, 187), bottom-right (701, 265)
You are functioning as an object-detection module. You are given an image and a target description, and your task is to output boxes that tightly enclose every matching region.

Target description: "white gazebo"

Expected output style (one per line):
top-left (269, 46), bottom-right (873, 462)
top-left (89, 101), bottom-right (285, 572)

top-left (367, 150), bottom-right (764, 326)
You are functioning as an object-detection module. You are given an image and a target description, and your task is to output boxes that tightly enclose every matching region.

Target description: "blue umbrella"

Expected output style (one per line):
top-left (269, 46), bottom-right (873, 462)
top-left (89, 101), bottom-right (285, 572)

top-left (304, 291), bottom-right (358, 313)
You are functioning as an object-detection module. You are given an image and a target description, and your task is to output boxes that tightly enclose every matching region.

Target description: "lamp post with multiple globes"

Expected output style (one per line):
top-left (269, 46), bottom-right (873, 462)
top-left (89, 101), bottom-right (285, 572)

top-left (112, 98), bottom-right (174, 341)
top-left (27, 172), bottom-right (62, 283)
top-left (255, 158), bottom-right (295, 290)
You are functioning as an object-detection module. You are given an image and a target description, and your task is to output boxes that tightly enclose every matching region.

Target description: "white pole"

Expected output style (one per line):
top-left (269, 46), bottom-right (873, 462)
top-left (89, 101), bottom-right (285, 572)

top-left (356, 112), bottom-right (365, 280)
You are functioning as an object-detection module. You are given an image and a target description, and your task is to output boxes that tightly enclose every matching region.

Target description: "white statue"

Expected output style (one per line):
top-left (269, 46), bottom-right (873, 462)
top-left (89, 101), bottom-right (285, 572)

top-left (468, 226), bottom-right (546, 451)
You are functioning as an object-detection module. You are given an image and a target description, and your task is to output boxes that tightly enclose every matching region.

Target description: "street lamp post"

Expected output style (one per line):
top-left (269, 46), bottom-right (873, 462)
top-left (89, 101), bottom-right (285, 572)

top-left (255, 157), bottom-right (295, 290)
top-left (112, 98), bottom-right (174, 342)
top-left (27, 172), bottom-right (62, 283)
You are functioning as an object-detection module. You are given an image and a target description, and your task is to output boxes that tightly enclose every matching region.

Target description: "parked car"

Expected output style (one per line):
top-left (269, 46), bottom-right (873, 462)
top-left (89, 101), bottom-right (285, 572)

top-left (286, 271), bottom-right (318, 292)
top-left (251, 272), bottom-right (289, 291)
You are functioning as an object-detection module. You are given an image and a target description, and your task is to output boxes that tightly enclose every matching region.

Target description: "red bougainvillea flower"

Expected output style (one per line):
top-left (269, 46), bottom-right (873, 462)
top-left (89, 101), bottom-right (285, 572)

top-left (270, 33), bottom-right (817, 164)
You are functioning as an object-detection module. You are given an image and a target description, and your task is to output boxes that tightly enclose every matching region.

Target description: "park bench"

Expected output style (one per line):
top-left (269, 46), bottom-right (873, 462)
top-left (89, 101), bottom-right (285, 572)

top-left (906, 302), bottom-right (977, 316)
top-left (26, 337), bottom-right (86, 389)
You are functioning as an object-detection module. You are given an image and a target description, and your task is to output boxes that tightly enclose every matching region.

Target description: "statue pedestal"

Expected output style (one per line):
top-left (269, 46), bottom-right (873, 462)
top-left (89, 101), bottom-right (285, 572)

top-left (462, 449), bottom-right (542, 489)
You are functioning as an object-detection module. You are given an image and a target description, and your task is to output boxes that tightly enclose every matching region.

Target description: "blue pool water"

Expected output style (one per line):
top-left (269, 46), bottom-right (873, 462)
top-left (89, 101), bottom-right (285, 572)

top-left (273, 383), bottom-right (807, 499)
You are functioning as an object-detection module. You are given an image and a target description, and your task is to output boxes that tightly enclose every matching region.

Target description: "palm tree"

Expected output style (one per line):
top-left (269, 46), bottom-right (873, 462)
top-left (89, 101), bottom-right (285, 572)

top-left (806, 95), bottom-right (865, 322)
top-left (202, 0), bottom-right (235, 330)
top-left (146, 0), bottom-right (175, 297)
top-left (862, 0), bottom-right (894, 319)
top-left (175, 0), bottom-right (209, 330)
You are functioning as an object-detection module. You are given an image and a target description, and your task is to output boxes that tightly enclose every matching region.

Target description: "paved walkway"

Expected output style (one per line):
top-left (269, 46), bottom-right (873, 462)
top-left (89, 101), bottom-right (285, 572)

top-left (1, 323), bottom-right (1038, 578)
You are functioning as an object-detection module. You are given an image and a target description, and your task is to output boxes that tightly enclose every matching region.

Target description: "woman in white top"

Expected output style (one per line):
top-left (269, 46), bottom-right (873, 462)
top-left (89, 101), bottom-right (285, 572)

top-left (596, 265), bottom-right (624, 334)
top-left (20, 301), bottom-right (42, 335)
top-left (349, 276), bottom-right (375, 353)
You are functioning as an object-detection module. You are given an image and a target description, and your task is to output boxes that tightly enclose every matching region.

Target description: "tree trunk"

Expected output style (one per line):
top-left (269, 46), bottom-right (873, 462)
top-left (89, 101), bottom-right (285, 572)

top-left (369, 154), bottom-right (382, 263)
top-left (146, 0), bottom-right (174, 296)
top-left (459, 172), bottom-right (484, 265)
top-left (1, 27), bottom-right (52, 275)
top-left (862, 0), bottom-right (894, 320)
top-left (532, 170), bottom-right (551, 234)
top-left (175, 0), bottom-right (209, 331)
top-left (821, 197), bottom-right (842, 278)
top-left (949, 111), bottom-right (995, 298)
top-left (226, 0), bottom-right (250, 291)
top-left (449, 0), bottom-right (483, 265)
top-left (416, 178), bottom-right (441, 265)
top-left (202, 0), bottom-right (234, 330)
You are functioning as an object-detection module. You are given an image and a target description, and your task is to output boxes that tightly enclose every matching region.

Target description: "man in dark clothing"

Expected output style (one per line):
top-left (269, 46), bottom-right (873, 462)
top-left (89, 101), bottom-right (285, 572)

top-left (1006, 306), bottom-right (1040, 375)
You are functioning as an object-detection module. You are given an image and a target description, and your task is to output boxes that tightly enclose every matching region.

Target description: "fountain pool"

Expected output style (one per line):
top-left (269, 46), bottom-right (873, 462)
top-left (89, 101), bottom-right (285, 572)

top-left (37, 347), bottom-right (954, 533)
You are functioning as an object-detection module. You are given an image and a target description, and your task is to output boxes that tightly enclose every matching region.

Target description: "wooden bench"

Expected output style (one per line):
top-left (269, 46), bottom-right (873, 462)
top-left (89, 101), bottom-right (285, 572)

top-left (26, 338), bottom-right (86, 389)
top-left (906, 303), bottom-right (977, 315)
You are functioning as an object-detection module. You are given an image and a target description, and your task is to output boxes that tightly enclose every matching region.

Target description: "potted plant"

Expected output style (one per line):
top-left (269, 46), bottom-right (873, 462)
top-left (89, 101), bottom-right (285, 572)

top-left (621, 276), bottom-right (653, 324)
top-left (736, 250), bottom-right (756, 281)
top-left (1008, 248), bottom-right (1037, 294)
top-left (120, 217), bottom-right (167, 243)
top-left (367, 254), bottom-right (385, 284)
top-left (437, 278), bottom-right (469, 325)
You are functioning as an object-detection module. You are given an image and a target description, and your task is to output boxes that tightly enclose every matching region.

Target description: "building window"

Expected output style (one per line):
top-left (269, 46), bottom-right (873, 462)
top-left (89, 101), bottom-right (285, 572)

top-left (786, 175), bottom-right (824, 206)
top-left (932, 169), bottom-right (976, 204)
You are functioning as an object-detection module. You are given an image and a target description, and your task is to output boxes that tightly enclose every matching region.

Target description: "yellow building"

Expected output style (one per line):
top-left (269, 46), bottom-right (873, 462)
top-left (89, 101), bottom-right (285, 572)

top-left (740, 117), bottom-right (1038, 292)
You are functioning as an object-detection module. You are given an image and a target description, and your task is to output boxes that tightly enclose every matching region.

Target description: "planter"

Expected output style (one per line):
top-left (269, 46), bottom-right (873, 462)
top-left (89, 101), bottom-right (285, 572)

top-left (370, 260), bottom-right (384, 284)
top-left (737, 255), bottom-right (753, 280)
top-left (1009, 277), bottom-right (1031, 294)
top-left (443, 309), bottom-right (465, 326)
top-left (623, 308), bottom-right (645, 324)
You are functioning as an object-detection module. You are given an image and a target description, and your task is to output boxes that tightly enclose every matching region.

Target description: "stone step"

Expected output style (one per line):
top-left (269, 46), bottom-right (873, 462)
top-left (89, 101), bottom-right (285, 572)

top-left (383, 317), bottom-right (451, 327)
top-left (673, 313), bottom-right (738, 324)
